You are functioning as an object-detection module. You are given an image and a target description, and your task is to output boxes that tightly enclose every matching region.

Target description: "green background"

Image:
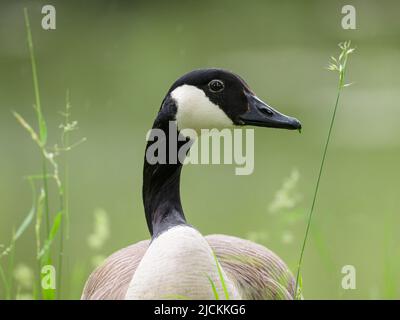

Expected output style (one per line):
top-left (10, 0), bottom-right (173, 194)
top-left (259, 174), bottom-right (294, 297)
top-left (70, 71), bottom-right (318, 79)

top-left (0, 0), bottom-right (399, 299)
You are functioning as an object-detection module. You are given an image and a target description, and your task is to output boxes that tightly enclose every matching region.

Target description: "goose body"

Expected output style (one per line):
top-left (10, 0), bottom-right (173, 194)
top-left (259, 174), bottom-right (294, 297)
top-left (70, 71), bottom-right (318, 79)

top-left (82, 231), bottom-right (296, 300)
top-left (125, 226), bottom-right (240, 300)
top-left (82, 69), bottom-right (301, 300)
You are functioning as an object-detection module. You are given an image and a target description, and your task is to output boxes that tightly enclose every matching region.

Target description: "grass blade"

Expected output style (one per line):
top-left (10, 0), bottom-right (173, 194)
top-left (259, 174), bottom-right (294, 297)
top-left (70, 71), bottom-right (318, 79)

top-left (0, 207), bottom-right (35, 259)
top-left (294, 41), bottom-right (355, 296)
top-left (207, 275), bottom-right (219, 300)
top-left (14, 207), bottom-right (35, 242)
top-left (38, 211), bottom-right (63, 260)
top-left (23, 8), bottom-right (47, 144)
top-left (23, 8), bottom-right (51, 248)
top-left (213, 253), bottom-right (230, 300)
top-left (0, 264), bottom-right (10, 299)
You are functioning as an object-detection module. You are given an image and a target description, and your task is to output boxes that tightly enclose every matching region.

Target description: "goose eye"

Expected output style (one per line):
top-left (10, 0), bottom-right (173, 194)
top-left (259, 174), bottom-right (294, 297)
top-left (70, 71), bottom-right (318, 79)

top-left (208, 79), bottom-right (224, 93)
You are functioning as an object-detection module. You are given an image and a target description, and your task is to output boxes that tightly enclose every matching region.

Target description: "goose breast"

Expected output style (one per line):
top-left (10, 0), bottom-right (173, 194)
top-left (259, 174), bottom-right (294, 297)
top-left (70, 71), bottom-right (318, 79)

top-left (81, 235), bottom-right (296, 300)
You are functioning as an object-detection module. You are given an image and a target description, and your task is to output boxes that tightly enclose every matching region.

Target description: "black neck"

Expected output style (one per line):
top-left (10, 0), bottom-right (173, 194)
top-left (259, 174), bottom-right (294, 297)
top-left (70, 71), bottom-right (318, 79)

top-left (142, 97), bottom-right (190, 238)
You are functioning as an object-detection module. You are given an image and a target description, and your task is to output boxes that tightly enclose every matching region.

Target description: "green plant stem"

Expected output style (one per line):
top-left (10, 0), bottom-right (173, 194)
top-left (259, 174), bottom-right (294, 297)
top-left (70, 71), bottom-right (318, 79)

top-left (56, 91), bottom-right (71, 299)
top-left (42, 163), bottom-right (51, 237)
top-left (7, 234), bottom-right (16, 299)
top-left (56, 193), bottom-right (65, 299)
top-left (36, 257), bottom-right (42, 300)
top-left (24, 8), bottom-right (53, 300)
top-left (56, 186), bottom-right (65, 299)
top-left (24, 8), bottom-right (51, 238)
top-left (294, 78), bottom-right (343, 296)
top-left (0, 264), bottom-right (10, 299)
top-left (294, 41), bottom-right (353, 297)
top-left (64, 92), bottom-right (71, 239)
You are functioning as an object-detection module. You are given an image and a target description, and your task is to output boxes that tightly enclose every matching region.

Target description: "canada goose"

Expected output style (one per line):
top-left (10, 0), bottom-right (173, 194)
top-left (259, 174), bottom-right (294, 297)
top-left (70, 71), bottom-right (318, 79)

top-left (82, 68), bottom-right (301, 300)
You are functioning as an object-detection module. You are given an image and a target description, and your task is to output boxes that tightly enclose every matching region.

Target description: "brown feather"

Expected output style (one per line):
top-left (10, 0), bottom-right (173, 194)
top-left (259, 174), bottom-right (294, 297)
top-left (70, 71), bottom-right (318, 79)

top-left (81, 235), bottom-right (295, 300)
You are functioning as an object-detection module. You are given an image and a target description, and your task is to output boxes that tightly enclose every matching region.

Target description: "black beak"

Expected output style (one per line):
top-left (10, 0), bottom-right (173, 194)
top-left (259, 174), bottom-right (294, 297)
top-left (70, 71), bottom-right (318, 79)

top-left (238, 92), bottom-right (301, 130)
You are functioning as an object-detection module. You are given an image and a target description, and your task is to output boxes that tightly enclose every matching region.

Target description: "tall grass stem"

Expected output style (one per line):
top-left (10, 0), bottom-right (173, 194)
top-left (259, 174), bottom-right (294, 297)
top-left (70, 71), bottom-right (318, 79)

top-left (294, 41), bottom-right (354, 297)
top-left (23, 8), bottom-right (51, 239)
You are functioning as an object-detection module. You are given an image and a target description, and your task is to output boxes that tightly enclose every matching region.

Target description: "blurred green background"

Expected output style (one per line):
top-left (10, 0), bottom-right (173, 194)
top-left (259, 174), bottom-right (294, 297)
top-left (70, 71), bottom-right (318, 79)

top-left (0, 0), bottom-right (399, 299)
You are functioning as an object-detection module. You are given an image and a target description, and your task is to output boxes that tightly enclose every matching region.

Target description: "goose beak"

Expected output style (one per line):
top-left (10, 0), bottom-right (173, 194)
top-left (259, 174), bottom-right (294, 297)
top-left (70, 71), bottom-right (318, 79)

top-left (238, 92), bottom-right (301, 131)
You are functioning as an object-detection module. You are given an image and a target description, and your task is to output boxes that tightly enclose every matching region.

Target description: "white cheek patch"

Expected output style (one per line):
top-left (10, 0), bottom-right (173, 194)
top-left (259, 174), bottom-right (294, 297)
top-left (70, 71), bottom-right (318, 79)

top-left (171, 85), bottom-right (233, 133)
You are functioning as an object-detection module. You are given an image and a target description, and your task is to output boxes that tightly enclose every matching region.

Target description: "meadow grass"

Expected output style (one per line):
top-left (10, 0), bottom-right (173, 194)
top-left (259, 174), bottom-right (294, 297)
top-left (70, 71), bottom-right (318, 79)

top-left (212, 252), bottom-right (230, 300)
top-left (0, 8), bottom-right (85, 300)
top-left (3, 17), bottom-right (386, 300)
top-left (2, 9), bottom-right (230, 301)
top-left (203, 253), bottom-right (230, 300)
top-left (294, 41), bottom-right (355, 297)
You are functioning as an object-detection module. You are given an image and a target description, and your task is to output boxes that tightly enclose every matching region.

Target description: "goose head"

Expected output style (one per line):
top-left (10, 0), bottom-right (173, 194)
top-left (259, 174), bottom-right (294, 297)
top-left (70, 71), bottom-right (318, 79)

top-left (164, 68), bottom-right (301, 133)
top-left (144, 68), bottom-right (302, 237)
